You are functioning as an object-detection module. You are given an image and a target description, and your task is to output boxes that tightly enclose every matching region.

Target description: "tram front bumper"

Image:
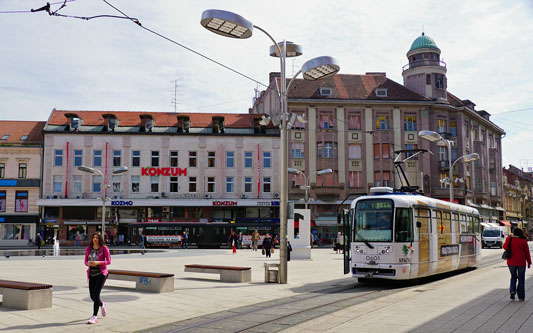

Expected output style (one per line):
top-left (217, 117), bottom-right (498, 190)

top-left (352, 263), bottom-right (411, 280)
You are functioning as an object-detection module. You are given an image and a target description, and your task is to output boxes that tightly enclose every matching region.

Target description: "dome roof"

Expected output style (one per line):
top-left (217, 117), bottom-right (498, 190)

top-left (409, 33), bottom-right (439, 52)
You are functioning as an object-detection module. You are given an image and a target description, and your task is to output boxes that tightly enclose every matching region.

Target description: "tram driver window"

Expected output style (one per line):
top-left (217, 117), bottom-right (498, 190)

top-left (395, 208), bottom-right (413, 242)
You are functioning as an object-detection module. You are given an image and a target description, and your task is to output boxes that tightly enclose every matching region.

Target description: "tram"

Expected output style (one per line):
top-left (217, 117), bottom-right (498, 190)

top-left (342, 187), bottom-right (481, 281)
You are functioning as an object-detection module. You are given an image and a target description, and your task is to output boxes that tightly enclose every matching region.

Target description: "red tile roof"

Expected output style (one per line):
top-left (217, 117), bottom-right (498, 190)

top-left (47, 110), bottom-right (265, 128)
top-left (0, 121), bottom-right (45, 144)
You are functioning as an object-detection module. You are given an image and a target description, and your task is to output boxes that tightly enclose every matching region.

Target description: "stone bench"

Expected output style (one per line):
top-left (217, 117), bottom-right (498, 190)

top-left (184, 264), bottom-right (251, 283)
top-left (107, 269), bottom-right (174, 293)
top-left (0, 279), bottom-right (53, 310)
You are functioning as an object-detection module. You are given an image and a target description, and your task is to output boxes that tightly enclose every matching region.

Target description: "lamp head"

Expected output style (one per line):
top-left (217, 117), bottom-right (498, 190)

top-left (317, 168), bottom-right (333, 176)
top-left (200, 9), bottom-right (253, 39)
top-left (301, 56), bottom-right (340, 81)
top-left (112, 166), bottom-right (128, 174)
top-left (259, 115), bottom-right (271, 126)
top-left (288, 168), bottom-right (302, 175)
top-left (463, 153), bottom-right (479, 162)
top-left (78, 166), bottom-right (95, 174)
top-left (269, 41), bottom-right (303, 58)
top-left (418, 130), bottom-right (442, 142)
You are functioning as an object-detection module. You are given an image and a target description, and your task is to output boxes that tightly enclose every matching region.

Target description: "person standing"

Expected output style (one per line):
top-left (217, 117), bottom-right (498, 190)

top-left (75, 233), bottom-right (81, 248)
top-left (335, 232), bottom-right (343, 254)
top-left (228, 231), bottom-right (238, 254)
top-left (238, 232), bottom-right (243, 249)
top-left (182, 231), bottom-right (189, 249)
top-left (251, 230), bottom-right (260, 251)
top-left (36, 232), bottom-right (42, 250)
top-left (262, 234), bottom-right (273, 258)
top-left (84, 232), bottom-right (111, 324)
top-left (503, 228), bottom-right (531, 301)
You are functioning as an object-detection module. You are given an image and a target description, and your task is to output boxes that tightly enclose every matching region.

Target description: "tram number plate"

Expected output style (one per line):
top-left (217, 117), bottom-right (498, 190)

top-left (366, 255), bottom-right (380, 262)
top-left (440, 244), bottom-right (459, 257)
top-left (399, 258), bottom-right (411, 263)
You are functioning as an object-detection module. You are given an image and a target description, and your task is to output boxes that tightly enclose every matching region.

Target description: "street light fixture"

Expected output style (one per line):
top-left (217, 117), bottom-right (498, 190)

top-left (78, 165), bottom-right (128, 241)
top-left (201, 9), bottom-right (340, 284)
top-left (288, 168), bottom-right (333, 209)
top-left (418, 130), bottom-right (479, 203)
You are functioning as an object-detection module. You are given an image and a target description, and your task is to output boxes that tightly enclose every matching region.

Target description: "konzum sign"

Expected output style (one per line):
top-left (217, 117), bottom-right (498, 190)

top-left (141, 167), bottom-right (187, 176)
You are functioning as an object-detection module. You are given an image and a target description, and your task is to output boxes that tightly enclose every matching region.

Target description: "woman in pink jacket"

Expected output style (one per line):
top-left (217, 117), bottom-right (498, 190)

top-left (84, 232), bottom-right (111, 324)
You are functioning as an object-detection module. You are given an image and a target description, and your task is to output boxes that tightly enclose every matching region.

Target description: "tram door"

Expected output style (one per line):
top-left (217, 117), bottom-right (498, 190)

top-left (415, 208), bottom-right (431, 277)
top-left (342, 209), bottom-right (352, 274)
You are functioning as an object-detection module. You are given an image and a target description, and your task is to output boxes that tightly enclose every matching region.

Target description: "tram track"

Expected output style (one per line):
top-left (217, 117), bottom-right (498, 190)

top-left (140, 253), bottom-right (505, 333)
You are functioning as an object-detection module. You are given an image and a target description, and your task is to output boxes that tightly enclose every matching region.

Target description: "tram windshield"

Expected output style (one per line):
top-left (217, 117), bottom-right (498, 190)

top-left (353, 199), bottom-right (393, 242)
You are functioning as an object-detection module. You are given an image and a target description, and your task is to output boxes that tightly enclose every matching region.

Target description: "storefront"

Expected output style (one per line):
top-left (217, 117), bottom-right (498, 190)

top-left (0, 215), bottom-right (39, 247)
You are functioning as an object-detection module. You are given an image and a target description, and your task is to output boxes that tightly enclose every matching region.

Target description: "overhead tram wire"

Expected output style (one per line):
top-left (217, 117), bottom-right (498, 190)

top-left (0, 0), bottom-right (77, 14)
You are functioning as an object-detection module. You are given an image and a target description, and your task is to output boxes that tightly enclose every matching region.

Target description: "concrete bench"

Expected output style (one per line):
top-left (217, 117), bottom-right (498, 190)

top-left (0, 279), bottom-right (53, 310)
top-left (184, 264), bottom-right (251, 283)
top-left (107, 269), bottom-right (174, 293)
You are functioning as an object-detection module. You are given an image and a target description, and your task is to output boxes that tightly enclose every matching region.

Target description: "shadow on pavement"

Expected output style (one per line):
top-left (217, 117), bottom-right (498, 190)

top-left (0, 319), bottom-right (87, 330)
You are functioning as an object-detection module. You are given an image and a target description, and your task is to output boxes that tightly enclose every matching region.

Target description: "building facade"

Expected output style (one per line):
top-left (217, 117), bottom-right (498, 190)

top-left (38, 110), bottom-right (281, 247)
top-left (503, 165), bottom-right (533, 230)
top-left (0, 121), bottom-right (45, 246)
top-left (252, 33), bottom-right (506, 240)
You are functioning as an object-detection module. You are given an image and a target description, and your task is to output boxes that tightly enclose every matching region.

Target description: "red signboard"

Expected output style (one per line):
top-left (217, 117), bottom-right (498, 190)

top-left (212, 200), bottom-right (238, 206)
top-left (141, 167), bottom-right (187, 176)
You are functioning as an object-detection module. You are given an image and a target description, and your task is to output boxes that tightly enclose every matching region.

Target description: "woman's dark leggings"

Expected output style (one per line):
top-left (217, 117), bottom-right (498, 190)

top-left (89, 273), bottom-right (107, 316)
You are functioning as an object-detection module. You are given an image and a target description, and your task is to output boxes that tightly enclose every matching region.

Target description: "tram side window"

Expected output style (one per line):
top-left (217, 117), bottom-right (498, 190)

top-left (395, 208), bottom-right (413, 242)
top-left (459, 214), bottom-right (467, 233)
top-left (415, 208), bottom-right (431, 234)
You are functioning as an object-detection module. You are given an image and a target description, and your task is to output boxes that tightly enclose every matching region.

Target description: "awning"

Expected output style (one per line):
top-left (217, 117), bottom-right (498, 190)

top-left (495, 207), bottom-right (505, 211)
top-left (466, 200), bottom-right (480, 208)
top-left (480, 204), bottom-right (493, 210)
top-left (480, 222), bottom-right (492, 228)
top-left (499, 220), bottom-right (511, 226)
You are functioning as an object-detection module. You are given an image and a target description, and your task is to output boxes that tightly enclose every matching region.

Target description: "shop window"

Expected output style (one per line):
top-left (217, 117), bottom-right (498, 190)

top-left (68, 225), bottom-right (88, 241)
top-left (15, 191), bottom-right (28, 212)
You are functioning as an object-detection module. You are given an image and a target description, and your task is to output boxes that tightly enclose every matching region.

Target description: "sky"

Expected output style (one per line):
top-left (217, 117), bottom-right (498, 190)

top-left (1, 0), bottom-right (532, 169)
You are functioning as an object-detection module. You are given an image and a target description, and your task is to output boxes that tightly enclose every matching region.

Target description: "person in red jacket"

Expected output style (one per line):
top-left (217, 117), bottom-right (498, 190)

top-left (503, 228), bottom-right (531, 301)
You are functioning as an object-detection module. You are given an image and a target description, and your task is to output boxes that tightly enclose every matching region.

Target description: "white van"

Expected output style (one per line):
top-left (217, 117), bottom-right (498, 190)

top-left (481, 227), bottom-right (507, 249)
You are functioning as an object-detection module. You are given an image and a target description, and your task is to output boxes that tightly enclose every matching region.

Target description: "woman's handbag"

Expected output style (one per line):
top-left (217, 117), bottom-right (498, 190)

top-left (271, 247), bottom-right (274, 254)
top-left (502, 237), bottom-right (512, 259)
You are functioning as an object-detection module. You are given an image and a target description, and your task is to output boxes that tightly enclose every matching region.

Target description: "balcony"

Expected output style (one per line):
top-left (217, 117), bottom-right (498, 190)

top-left (402, 59), bottom-right (447, 72)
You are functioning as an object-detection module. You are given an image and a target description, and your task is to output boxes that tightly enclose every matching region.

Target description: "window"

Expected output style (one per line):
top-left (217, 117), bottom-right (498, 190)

top-left (319, 114), bottom-right (334, 129)
top-left (348, 114), bottom-right (361, 130)
top-left (170, 151), bottom-right (178, 167)
top-left (426, 74), bottom-right (431, 84)
top-left (375, 115), bottom-right (389, 130)
top-left (319, 87), bottom-right (332, 96)
top-left (317, 172), bottom-right (336, 187)
top-left (188, 177), bottom-right (197, 192)
top-left (150, 176), bottom-right (159, 192)
top-left (374, 172), bottom-right (381, 187)
top-left (226, 177), bottom-right (234, 193)
top-left (395, 208), bottom-right (413, 242)
top-left (15, 191), bottom-right (28, 212)
top-left (450, 121), bottom-right (457, 137)
top-left (131, 176), bottom-right (140, 193)
top-left (374, 144), bottom-right (380, 159)
top-left (1, 135), bottom-right (9, 140)
top-left (437, 119), bottom-right (446, 134)
top-left (291, 174), bottom-right (305, 187)
top-left (490, 182), bottom-right (497, 196)
top-left (170, 177), bottom-right (178, 192)
top-left (439, 172), bottom-right (448, 188)
top-left (291, 143), bottom-right (305, 159)
top-left (244, 152), bottom-right (253, 168)
top-left (93, 150), bottom-right (102, 167)
top-left (244, 177), bottom-right (253, 193)
top-left (226, 151), bottom-right (235, 168)
top-left (151, 151), bottom-right (159, 167)
top-left (112, 150), bottom-right (121, 167)
top-left (18, 163), bottom-right (27, 178)
top-left (317, 143), bottom-right (323, 158)
top-left (292, 113), bottom-right (306, 129)
top-left (375, 88), bottom-right (388, 97)
top-left (189, 151), bottom-right (197, 167)
top-left (0, 163), bottom-right (4, 178)
top-left (53, 175), bottom-right (62, 193)
top-left (112, 176), bottom-right (121, 192)
top-left (382, 144), bottom-right (390, 159)
top-left (348, 144), bottom-right (361, 159)
top-left (348, 171), bottom-right (363, 188)
top-left (435, 74), bottom-right (444, 89)
top-left (325, 142), bottom-right (336, 158)
top-left (263, 152), bottom-right (271, 168)
top-left (0, 191), bottom-right (5, 212)
top-left (404, 115), bottom-right (417, 131)
top-left (132, 151), bottom-right (140, 167)
top-left (263, 177), bottom-right (271, 192)
top-left (207, 152), bottom-right (216, 168)
top-left (207, 177), bottom-right (215, 192)
top-left (382, 171), bottom-right (391, 187)
top-left (92, 175), bottom-right (102, 192)
top-left (73, 175), bottom-right (82, 193)
top-left (54, 149), bottom-right (63, 166)
top-left (438, 146), bottom-right (447, 161)
top-left (475, 178), bottom-right (483, 192)
top-left (70, 149), bottom-right (82, 167)
top-left (451, 148), bottom-right (458, 161)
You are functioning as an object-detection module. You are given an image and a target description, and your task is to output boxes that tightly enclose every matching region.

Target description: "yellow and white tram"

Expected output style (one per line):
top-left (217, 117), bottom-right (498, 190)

top-left (344, 187), bottom-right (481, 280)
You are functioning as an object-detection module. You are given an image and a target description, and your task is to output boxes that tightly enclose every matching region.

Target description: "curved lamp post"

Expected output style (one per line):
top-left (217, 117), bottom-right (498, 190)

top-left (78, 165), bottom-right (128, 241)
top-left (201, 9), bottom-right (340, 284)
top-left (288, 168), bottom-right (333, 209)
top-left (418, 130), bottom-right (479, 202)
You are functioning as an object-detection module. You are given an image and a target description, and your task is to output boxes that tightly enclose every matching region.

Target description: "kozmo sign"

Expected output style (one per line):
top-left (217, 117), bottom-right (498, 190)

top-left (141, 167), bottom-right (187, 176)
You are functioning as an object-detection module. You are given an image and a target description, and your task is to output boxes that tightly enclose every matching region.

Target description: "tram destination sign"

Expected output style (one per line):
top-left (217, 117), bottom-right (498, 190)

top-left (440, 244), bottom-right (459, 257)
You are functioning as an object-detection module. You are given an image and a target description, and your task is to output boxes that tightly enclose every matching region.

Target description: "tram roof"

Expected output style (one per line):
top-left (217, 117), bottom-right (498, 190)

top-left (350, 193), bottom-right (480, 215)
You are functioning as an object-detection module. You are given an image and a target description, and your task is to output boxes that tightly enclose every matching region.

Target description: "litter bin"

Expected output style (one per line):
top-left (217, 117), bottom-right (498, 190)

top-left (264, 263), bottom-right (280, 283)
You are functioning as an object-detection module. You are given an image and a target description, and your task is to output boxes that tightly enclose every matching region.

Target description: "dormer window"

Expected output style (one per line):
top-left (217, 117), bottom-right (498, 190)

top-left (212, 116), bottom-right (225, 134)
top-left (65, 113), bottom-right (82, 131)
top-left (20, 135), bottom-right (28, 141)
top-left (103, 114), bottom-right (118, 132)
top-left (375, 88), bottom-right (388, 97)
top-left (139, 115), bottom-right (154, 132)
top-left (253, 118), bottom-right (266, 134)
top-left (1, 135), bottom-right (9, 140)
top-left (320, 87), bottom-right (332, 96)
top-left (177, 116), bottom-right (190, 133)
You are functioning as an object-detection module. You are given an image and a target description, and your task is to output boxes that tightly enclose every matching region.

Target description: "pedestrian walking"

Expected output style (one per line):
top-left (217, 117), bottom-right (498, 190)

top-left (503, 228), bottom-right (531, 301)
top-left (182, 231), bottom-right (189, 248)
top-left (228, 231), bottom-right (238, 254)
top-left (139, 233), bottom-right (145, 249)
top-left (251, 230), bottom-right (260, 251)
top-left (335, 232), bottom-right (344, 254)
top-left (262, 234), bottom-right (273, 258)
top-left (287, 240), bottom-right (293, 261)
top-left (238, 232), bottom-right (243, 249)
top-left (36, 232), bottom-right (42, 250)
top-left (84, 232), bottom-right (111, 324)
top-left (75, 233), bottom-right (81, 248)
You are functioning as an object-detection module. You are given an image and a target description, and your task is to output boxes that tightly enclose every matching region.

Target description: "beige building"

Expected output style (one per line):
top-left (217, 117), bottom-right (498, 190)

top-left (0, 121), bottom-right (45, 246)
top-left (503, 165), bottom-right (533, 230)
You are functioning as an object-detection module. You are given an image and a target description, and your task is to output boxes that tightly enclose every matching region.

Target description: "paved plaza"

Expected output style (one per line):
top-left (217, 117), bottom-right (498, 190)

top-left (0, 247), bottom-right (532, 332)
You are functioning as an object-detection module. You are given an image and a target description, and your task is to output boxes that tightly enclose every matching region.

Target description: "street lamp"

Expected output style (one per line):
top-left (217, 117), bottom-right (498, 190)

top-left (78, 165), bottom-right (128, 241)
top-left (418, 130), bottom-right (479, 203)
top-left (288, 168), bottom-right (333, 209)
top-left (201, 9), bottom-right (340, 284)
